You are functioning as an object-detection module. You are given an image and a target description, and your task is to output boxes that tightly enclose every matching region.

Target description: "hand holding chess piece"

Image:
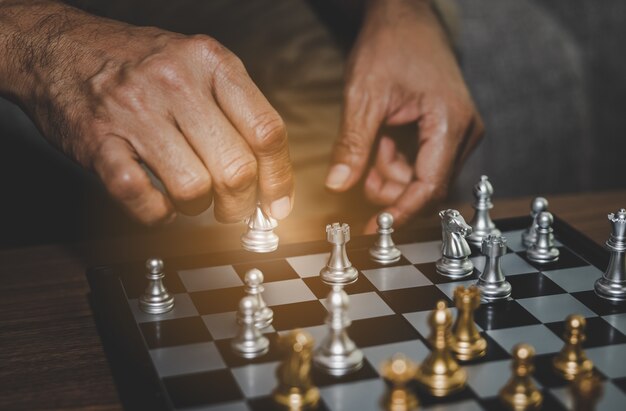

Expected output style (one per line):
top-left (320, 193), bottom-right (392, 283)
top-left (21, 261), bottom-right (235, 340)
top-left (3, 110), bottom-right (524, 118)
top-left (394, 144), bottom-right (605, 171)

top-left (451, 285), bottom-right (486, 361)
top-left (380, 353), bottom-right (419, 411)
top-left (552, 314), bottom-right (594, 381)
top-left (415, 300), bottom-right (467, 397)
top-left (241, 204), bottom-right (279, 253)
top-left (594, 208), bottom-right (626, 302)
top-left (436, 209), bottom-right (474, 279)
top-left (499, 343), bottom-right (543, 411)
top-left (273, 330), bottom-right (320, 410)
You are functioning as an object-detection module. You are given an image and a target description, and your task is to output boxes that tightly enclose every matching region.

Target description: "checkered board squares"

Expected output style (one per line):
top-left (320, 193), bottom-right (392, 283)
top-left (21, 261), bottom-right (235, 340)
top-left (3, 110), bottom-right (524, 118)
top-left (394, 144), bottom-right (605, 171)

top-left (88, 216), bottom-right (626, 411)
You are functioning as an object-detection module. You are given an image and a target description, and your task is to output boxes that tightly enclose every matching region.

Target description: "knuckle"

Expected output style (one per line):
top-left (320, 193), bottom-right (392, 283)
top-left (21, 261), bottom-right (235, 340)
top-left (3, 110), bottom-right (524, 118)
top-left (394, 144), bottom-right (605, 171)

top-left (220, 155), bottom-right (258, 192)
top-left (144, 57), bottom-right (187, 90)
top-left (105, 166), bottom-right (149, 203)
top-left (250, 111), bottom-right (287, 151)
top-left (172, 174), bottom-right (212, 203)
top-left (334, 130), bottom-right (368, 158)
top-left (111, 81), bottom-right (146, 113)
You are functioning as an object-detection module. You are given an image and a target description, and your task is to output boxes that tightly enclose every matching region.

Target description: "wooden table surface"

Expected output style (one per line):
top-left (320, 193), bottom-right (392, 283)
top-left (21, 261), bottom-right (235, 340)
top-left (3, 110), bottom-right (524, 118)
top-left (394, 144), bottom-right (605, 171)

top-left (1, 190), bottom-right (624, 411)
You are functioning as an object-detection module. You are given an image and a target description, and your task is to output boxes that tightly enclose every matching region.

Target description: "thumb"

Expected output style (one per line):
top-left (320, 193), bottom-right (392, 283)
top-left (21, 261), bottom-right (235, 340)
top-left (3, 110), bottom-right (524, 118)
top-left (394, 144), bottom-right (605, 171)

top-left (326, 90), bottom-right (385, 192)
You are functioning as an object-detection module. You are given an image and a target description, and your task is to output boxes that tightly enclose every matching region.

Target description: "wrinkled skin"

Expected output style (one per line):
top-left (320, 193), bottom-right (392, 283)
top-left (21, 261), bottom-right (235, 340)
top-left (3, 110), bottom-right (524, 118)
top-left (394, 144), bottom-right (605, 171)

top-left (326, 0), bottom-right (484, 233)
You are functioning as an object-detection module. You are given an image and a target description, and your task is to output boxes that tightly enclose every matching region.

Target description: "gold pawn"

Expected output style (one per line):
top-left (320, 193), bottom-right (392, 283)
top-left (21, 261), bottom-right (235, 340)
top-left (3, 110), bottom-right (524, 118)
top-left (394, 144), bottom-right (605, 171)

top-left (273, 330), bottom-right (320, 410)
top-left (571, 371), bottom-right (603, 411)
top-left (415, 300), bottom-right (467, 397)
top-left (499, 343), bottom-right (543, 411)
top-left (451, 285), bottom-right (487, 361)
top-left (381, 353), bottom-right (419, 411)
top-left (553, 314), bottom-right (594, 381)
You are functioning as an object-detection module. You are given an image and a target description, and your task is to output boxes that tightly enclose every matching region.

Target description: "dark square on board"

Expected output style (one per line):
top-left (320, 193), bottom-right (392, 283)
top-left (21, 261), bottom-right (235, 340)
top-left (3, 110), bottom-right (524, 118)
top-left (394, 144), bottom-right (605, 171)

top-left (248, 396), bottom-right (330, 411)
top-left (163, 369), bottom-right (243, 408)
top-left (302, 274), bottom-right (376, 299)
top-left (519, 247), bottom-right (589, 271)
top-left (474, 300), bottom-right (540, 330)
top-left (190, 286), bottom-right (245, 315)
top-left (271, 300), bottom-right (328, 331)
top-left (311, 358), bottom-right (379, 387)
top-left (507, 273), bottom-right (567, 299)
top-left (214, 332), bottom-right (282, 368)
top-left (415, 262), bottom-right (479, 285)
top-left (545, 316), bottom-right (626, 348)
top-left (139, 316), bottom-right (213, 349)
top-left (233, 259), bottom-right (299, 283)
top-left (348, 247), bottom-right (413, 271)
top-left (572, 290), bottom-right (626, 316)
top-left (380, 285), bottom-right (451, 314)
top-left (121, 268), bottom-right (185, 299)
top-left (349, 315), bottom-right (420, 347)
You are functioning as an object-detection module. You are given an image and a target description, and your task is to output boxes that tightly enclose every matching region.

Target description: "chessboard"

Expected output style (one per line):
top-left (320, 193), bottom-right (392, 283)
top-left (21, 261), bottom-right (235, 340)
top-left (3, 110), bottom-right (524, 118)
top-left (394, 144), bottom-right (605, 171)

top-left (87, 215), bottom-right (626, 411)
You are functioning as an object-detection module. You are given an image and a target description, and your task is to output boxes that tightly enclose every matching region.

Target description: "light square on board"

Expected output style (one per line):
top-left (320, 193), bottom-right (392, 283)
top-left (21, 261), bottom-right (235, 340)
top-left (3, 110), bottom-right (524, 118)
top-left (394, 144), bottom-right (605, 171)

top-left (603, 313), bottom-right (626, 335)
top-left (150, 341), bottom-right (225, 377)
top-left (585, 343), bottom-right (626, 378)
top-left (486, 324), bottom-right (563, 355)
top-left (551, 382), bottom-right (626, 411)
top-left (501, 229), bottom-right (527, 252)
top-left (178, 265), bottom-right (242, 292)
top-left (362, 265), bottom-right (432, 291)
top-left (404, 307), bottom-right (482, 339)
top-left (471, 253), bottom-right (538, 276)
top-left (362, 339), bottom-right (430, 373)
top-left (397, 240), bottom-right (442, 264)
top-left (202, 311), bottom-right (274, 340)
top-left (465, 360), bottom-right (542, 398)
top-left (129, 293), bottom-right (198, 323)
top-left (261, 279), bottom-right (317, 306)
top-left (435, 280), bottom-right (479, 301)
top-left (320, 291), bottom-right (394, 321)
top-left (320, 379), bottom-right (386, 411)
top-left (542, 265), bottom-right (603, 293)
top-left (231, 362), bottom-right (280, 398)
top-left (286, 253), bottom-right (329, 278)
top-left (517, 294), bottom-right (597, 323)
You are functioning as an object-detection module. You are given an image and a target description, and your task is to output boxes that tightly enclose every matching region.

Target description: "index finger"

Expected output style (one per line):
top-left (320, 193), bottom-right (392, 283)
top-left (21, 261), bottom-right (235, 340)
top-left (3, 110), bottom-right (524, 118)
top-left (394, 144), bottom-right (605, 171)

top-left (208, 49), bottom-right (294, 220)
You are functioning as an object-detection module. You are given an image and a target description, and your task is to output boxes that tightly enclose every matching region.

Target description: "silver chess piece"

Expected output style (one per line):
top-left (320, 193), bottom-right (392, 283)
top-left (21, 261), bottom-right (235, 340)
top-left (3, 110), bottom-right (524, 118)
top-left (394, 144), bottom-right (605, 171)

top-left (241, 204), bottom-right (279, 253)
top-left (369, 212), bottom-right (401, 264)
top-left (436, 209), bottom-right (474, 278)
top-left (468, 175), bottom-right (501, 246)
top-left (139, 258), bottom-right (175, 314)
top-left (526, 211), bottom-right (560, 263)
top-left (476, 234), bottom-right (512, 301)
top-left (320, 223), bottom-right (358, 286)
top-left (522, 197), bottom-right (549, 248)
top-left (231, 296), bottom-right (270, 358)
top-left (244, 268), bottom-right (273, 329)
top-left (594, 208), bottom-right (626, 302)
top-left (313, 286), bottom-right (363, 376)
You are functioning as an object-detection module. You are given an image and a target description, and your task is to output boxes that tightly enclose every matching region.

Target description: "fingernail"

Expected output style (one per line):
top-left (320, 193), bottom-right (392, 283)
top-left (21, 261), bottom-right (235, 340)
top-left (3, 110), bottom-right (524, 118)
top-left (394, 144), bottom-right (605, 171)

top-left (270, 196), bottom-right (291, 220)
top-left (325, 164), bottom-right (351, 190)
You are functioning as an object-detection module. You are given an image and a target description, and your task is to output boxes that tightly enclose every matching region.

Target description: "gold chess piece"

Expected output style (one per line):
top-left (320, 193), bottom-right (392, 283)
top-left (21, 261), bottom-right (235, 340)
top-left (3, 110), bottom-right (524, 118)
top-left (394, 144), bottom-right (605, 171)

top-left (451, 285), bottom-right (487, 361)
top-left (553, 314), bottom-right (594, 381)
top-left (571, 371), bottom-right (604, 411)
top-left (414, 300), bottom-right (467, 397)
top-left (273, 330), bottom-right (320, 410)
top-left (499, 343), bottom-right (543, 411)
top-left (381, 353), bottom-right (419, 411)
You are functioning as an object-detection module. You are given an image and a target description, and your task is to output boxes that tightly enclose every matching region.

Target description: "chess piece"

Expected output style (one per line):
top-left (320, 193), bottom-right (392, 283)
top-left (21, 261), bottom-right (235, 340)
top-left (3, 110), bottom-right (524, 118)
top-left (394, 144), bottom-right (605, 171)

top-left (499, 344), bottom-right (543, 411)
top-left (415, 300), bottom-right (467, 397)
top-left (522, 197), bottom-right (549, 248)
top-left (553, 314), bottom-right (594, 381)
top-left (476, 235), bottom-right (512, 302)
top-left (241, 204), bottom-right (279, 253)
top-left (526, 211), bottom-right (559, 263)
top-left (436, 209), bottom-right (474, 278)
top-left (594, 208), bottom-right (626, 302)
top-left (273, 330), bottom-right (320, 410)
top-left (370, 212), bottom-right (402, 264)
top-left (571, 371), bottom-right (603, 411)
top-left (313, 286), bottom-right (363, 376)
top-left (320, 223), bottom-right (359, 286)
top-left (380, 353), bottom-right (419, 411)
top-left (451, 285), bottom-right (486, 361)
top-left (231, 296), bottom-right (270, 358)
top-left (244, 268), bottom-right (273, 329)
top-left (468, 175), bottom-right (501, 246)
top-left (139, 258), bottom-right (175, 314)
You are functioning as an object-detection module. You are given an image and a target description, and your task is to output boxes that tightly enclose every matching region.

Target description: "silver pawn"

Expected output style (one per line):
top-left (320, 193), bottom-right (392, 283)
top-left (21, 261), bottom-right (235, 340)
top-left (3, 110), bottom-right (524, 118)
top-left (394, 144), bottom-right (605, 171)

top-left (241, 204), bottom-right (279, 253)
top-left (526, 212), bottom-right (560, 263)
top-left (369, 212), bottom-right (401, 264)
top-left (522, 197), bottom-right (549, 248)
top-left (436, 209), bottom-right (474, 278)
top-left (468, 175), bottom-right (501, 246)
top-left (231, 296), bottom-right (270, 359)
top-left (320, 223), bottom-right (358, 286)
top-left (476, 235), bottom-right (512, 301)
top-left (139, 258), bottom-right (175, 314)
top-left (314, 286), bottom-right (363, 376)
top-left (594, 208), bottom-right (626, 302)
top-left (244, 268), bottom-right (273, 329)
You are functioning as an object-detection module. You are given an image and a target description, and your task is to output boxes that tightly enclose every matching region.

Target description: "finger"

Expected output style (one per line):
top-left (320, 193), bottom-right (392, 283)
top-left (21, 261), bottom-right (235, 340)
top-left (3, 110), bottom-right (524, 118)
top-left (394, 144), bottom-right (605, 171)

top-left (207, 49), bottom-right (293, 219)
top-left (130, 121), bottom-right (213, 216)
top-left (364, 168), bottom-right (407, 206)
top-left (92, 137), bottom-right (175, 225)
top-left (174, 100), bottom-right (259, 223)
top-left (325, 85), bottom-right (386, 192)
top-left (374, 136), bottom-right (413, 184)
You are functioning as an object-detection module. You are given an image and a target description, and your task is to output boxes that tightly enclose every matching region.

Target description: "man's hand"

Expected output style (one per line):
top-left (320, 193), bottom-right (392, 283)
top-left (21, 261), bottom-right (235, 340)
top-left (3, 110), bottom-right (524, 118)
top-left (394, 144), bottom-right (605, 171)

top-left (325, 0), bottom-right (483, 232)
top-left (0, 1), bottom-right (293, 225)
